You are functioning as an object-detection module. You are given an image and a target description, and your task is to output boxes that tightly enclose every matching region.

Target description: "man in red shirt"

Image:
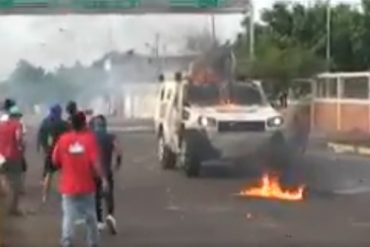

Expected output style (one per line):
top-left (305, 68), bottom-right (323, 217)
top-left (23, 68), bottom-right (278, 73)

top-left (0, 106), bottom-right (24, 215)
top-left (52, 112), bottom-right (108, 247)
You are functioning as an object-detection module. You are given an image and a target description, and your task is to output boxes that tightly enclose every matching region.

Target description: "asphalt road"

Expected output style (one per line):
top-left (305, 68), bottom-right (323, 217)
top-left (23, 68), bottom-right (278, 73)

top-left (6, 123), bottom-right (370, 247)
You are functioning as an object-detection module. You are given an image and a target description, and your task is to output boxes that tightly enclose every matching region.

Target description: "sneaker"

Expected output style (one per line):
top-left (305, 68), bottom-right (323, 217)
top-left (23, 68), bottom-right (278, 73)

top-left (106, 215), bottom-right (117, 235)
top-left (97, 222), bottom-right (106, 231)
top-left (74, 219), bottom-right (85, 225)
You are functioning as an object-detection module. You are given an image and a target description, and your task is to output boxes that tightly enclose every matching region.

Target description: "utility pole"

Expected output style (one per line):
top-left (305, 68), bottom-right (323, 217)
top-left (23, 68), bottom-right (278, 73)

top-left (154, 33), bottom-right (161, 76)
top-left (211, 14), bottom-right (216, 44)
top-left (326, 0), bottom-right (331, 71)
top-left (145, 33), bottom-right (161, 76)
top-left (248, 0), bottom-right (255, 61)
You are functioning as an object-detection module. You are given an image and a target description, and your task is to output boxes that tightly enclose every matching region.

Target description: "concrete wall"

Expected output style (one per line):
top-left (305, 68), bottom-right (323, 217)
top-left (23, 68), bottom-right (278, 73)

top-left (341, 103), bottom-right (369, 132)
top-left (312, 100), bottom-right (370, 133)
top-left (313, 102), bottom-right (337, 131)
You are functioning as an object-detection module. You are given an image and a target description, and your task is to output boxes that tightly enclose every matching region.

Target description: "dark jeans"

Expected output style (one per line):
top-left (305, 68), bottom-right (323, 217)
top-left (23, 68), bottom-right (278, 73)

top-left (21, 156), bottom-right (27, 172)
top-left (290, 133), bottom-right (308, 154)
top-left (42, 154), bottom-right (50, 179)
top-left (95, 172), bottom-right (114, 223)
top-left (42, 150), bottom-right (57, 179)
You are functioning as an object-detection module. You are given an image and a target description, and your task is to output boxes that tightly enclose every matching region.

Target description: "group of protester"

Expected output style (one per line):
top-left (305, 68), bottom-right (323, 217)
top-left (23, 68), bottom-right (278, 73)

top-left (0, 99), bottom-right (122, 247)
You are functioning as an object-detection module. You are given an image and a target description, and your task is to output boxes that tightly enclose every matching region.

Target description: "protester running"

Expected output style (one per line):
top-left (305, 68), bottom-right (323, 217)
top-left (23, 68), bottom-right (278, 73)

top-left (91, 114), bottom-right (122, 235)
top-left (37, 104), bottom-right (69, 201)
top-left (51, 111), bottom-right (108, 247)
top-left (0, 106), bottom-right (25, 215)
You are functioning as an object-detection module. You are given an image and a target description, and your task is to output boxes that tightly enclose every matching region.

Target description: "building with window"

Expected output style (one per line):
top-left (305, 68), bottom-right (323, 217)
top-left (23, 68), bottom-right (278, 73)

top-left (311, 72), bottom-right (370, 133)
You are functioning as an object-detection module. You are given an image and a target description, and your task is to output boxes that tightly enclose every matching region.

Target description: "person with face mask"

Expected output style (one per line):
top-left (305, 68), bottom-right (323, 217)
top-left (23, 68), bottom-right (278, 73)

top-left (91, 115), bottom-right (122, 235)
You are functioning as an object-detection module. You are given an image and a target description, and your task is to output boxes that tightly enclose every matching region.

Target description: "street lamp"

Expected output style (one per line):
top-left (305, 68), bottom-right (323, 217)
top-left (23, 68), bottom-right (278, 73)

top-left (211, 14), bottom-right (216, 44)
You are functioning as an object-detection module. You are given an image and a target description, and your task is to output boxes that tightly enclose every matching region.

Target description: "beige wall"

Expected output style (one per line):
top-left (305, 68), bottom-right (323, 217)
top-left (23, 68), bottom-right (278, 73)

top-left (312, 101), bottom-right (370, 133)
top-left (340, 104), bottom-right (369, 132)
top-left (313, 102), bottom-right (337, 132)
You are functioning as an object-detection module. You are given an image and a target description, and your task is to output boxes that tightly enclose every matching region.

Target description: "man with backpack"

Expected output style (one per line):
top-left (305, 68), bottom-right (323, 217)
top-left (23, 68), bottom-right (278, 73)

top-left (90, 115), bottom-right (122, 235)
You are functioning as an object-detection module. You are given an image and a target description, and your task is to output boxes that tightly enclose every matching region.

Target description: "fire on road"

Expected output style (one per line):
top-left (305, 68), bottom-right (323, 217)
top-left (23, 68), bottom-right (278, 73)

top-left (238, 173), bottom-right (305, 201)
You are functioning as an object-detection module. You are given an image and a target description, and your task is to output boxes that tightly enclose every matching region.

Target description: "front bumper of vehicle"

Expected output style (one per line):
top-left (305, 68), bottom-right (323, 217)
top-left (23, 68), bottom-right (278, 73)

top-left (184, 128), bottom-right (282, 162)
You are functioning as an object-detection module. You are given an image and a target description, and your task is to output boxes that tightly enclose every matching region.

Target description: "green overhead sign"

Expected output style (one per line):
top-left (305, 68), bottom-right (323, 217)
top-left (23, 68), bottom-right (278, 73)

top-left (0, 0), bottom-right (249, 14)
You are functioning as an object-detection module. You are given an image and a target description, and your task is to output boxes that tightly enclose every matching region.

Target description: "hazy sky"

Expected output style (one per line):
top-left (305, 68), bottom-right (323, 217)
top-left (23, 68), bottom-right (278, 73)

top-left (0, 0), bottom-right (361, 80)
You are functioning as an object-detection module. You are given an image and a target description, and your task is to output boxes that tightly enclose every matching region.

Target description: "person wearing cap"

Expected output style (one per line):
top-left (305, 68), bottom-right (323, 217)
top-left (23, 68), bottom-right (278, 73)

top-left (4, 103), bottom-right (27, 194)
top-left (0, 98), bottom-right (16, 122)
top-left (51, 111), bottom-right (108, 247)
top-left (0, 105), bottom-right (25, 215)
top-left (11, 107), bottom-right (28, 195)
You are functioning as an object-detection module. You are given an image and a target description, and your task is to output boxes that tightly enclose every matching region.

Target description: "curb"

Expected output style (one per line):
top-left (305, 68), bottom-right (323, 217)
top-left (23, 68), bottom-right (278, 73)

top-left (327, 142), bottom-right (370, 156)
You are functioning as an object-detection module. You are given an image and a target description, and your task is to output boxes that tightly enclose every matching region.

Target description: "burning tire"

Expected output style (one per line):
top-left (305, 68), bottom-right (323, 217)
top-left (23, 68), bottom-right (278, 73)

top-left (179, 138), bottom-right (201, 177)
top-left (158, 135), bottom-right (176, 170)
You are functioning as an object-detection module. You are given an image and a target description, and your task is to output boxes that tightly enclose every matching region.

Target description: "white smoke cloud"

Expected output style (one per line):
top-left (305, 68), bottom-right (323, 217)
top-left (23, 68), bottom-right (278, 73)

top-left (0, 14), bottom-right (243, 80)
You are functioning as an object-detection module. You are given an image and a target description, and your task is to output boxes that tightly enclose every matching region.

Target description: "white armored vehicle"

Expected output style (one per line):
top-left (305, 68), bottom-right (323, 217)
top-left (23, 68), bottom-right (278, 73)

top-left (154, 72), bottom-right (285, 177)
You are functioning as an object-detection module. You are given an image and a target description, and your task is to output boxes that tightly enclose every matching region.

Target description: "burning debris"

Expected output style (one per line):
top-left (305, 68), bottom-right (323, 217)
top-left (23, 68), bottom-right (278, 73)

top-left (238, 173), bottom-right (305, 201)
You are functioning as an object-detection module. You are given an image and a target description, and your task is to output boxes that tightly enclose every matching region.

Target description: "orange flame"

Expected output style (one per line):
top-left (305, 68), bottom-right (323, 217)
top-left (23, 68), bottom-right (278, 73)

top-left (218, 99), bottom-right (237, 109)
top-left (239, 174), bottom-right (305, 201)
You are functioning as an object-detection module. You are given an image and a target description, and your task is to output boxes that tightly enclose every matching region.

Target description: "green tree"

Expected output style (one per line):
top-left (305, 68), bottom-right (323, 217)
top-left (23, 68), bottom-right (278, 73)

top-left (235, 0), bottom-right (368, 95)
top-left (236, 3), bottom-right (324, 93)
